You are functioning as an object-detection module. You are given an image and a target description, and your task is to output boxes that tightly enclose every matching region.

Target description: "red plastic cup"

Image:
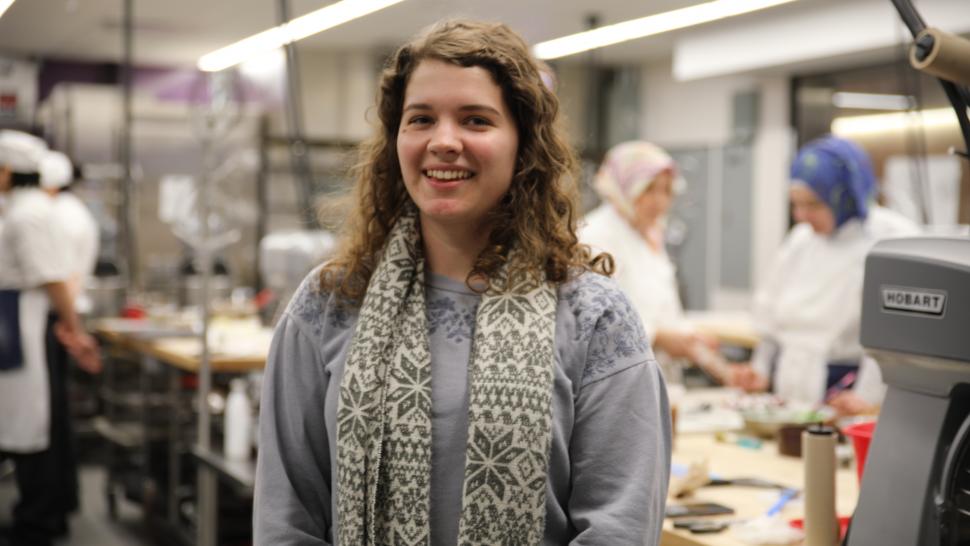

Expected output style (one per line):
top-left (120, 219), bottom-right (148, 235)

top-left (843, 421), bottom-right (877, 483)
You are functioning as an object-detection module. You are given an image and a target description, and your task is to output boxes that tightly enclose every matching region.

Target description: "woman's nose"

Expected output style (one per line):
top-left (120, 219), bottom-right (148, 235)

top-left (428, 122), bottom-right (461, 157)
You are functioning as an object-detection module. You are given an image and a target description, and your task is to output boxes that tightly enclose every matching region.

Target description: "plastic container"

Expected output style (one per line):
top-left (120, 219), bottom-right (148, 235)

top-left (224, 379), bottom-right (253, 460)
top-left (843, 421), bottom-right (877, 483)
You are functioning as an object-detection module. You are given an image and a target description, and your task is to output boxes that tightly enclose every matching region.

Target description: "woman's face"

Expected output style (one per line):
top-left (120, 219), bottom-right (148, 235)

top-left (790, 183), bottom-right (835, 235)
top-left (397, 59), bottom-right (519, 232)
top-left (633, 170), bottom-right (674, 228)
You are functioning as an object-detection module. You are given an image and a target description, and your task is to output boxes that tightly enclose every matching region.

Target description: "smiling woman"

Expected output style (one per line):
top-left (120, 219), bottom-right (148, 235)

top-left (396, 59), bottom-right (519, 266)
top-left (254, 19), bottom-right (672, 546)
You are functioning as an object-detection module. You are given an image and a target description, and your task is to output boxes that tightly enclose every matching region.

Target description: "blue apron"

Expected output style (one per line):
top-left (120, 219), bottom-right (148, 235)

top-left (0, 289), bottom-right (23, 371)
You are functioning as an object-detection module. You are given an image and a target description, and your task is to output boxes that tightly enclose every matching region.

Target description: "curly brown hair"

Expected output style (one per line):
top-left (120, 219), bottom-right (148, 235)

top-left (320, 19), bottom-right (611, 301)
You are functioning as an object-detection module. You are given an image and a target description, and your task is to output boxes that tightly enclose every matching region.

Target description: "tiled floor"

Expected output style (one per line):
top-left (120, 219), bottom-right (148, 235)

top-left (0, 462), bottom-right (153, 545)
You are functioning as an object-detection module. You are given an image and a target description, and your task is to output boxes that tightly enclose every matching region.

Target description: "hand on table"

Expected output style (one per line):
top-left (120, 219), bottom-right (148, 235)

top-left (827, 391), bottom-right (877, 416)
top-left (54, 322), bottom-right (102, 374)
top-left (726, 364), bottom-right (768, 393)
top-left (655, 330), bottom-right (719, 361)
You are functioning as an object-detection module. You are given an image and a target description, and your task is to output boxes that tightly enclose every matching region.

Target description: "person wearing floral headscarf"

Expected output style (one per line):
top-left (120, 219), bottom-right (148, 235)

top-left (579, 141), bottom-right (718, 369)
top-left (729, 135), bottom-right (917, 415)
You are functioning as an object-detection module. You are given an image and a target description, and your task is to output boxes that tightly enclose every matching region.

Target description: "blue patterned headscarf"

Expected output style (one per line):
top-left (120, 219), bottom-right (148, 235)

top-left (790, 136), bottom-right (875, 227)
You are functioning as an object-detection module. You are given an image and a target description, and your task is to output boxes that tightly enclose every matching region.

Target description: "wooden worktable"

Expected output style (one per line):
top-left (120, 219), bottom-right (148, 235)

top-left (94, 320), bottom-right (268, 372)
top-left (685, 311), bottom-right (760, 349)
top-left (662, 434), bottom-right (859, 546)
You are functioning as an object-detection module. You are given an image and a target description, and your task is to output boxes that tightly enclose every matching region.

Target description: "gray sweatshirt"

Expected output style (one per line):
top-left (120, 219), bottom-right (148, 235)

top-left (254, 270), bottom-right (671, 545)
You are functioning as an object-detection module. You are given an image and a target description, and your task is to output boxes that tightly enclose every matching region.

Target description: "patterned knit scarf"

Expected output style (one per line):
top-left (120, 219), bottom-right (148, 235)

top-left (336, 209), bottom-right (558, 545)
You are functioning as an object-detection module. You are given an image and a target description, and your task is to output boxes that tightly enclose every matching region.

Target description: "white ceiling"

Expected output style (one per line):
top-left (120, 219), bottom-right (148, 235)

top-left (0, 0), bottom-right (816, 68)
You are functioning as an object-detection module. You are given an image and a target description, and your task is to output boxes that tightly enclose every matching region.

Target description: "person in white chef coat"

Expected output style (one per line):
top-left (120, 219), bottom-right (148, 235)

top-left (40, 150), bottom-right (99, 316)
top-left (0, 131), bottom-right (100, 546)
top-left (730, 135), bottom-right (915, 415)
top-left (33, 149), bottom-right (101, 537)
top-left (579, 141), bottom-right (717, 369)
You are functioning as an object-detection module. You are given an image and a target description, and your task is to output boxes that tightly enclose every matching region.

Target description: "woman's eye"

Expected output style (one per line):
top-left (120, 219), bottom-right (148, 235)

top-left (465, 116), bottom-right (491, 127)
top-left (407, 115), bottom-right (432, 125)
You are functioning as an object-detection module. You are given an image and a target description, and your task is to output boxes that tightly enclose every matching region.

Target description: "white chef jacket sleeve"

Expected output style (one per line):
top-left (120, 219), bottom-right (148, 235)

top-left (852, 355), bottom-right (886, 406)
top-left (11, 203), bottom-right (71, 286)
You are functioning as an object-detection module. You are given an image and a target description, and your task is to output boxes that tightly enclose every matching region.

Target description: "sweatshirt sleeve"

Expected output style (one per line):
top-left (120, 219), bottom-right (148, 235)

top-left (253, 313), bottom-right (333, 546)
top-left (567, 286), bottom-right (672, 545)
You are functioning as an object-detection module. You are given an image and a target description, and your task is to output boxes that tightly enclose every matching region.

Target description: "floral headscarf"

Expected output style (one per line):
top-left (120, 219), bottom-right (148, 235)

top-left (593, 141), bottom-right (686, 221)
top-left (790, 136), bottom-right (875, 228)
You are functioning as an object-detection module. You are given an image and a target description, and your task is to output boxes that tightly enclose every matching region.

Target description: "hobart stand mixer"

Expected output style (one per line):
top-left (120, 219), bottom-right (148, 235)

top-left (847, 237), bottom-right (970, 545)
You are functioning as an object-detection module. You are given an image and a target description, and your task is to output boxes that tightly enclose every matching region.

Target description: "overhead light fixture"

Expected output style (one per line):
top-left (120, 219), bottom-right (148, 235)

top-left (0, 0), bottom-right (16, 19)
top-left (831, 107), bottom-right (963, 137)
top-left (532, 0), bottom-right (797, 60)
top-left (832, 92), bottom-right (914, 111)
top-left (239, 48), bottom-right (287, 81)
top-left (198, 0), bottom-right (407, 72)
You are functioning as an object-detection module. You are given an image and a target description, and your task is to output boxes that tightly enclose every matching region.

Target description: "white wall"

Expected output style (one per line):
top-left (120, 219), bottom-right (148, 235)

top-left (271, 49), bottom-right (379, 140)
top-left (640, 59), bottom-right (756, 148)
top-left (750, 75), bottom-right (793, 293)
top-left (551, 63), bottom-right (590, 151)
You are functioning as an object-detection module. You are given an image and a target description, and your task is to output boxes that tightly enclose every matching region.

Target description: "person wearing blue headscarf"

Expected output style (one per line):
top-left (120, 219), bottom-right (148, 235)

top-left (790, 136), bottom-right (875, 229)
top-left (729, 135), bottom-right (917, 416)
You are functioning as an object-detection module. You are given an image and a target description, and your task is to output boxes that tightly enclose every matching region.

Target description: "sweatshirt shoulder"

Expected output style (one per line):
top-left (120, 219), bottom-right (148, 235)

top-left (284, 266), bottom-right (358, 340)
top-left (558, 271), bottom-right (653, 385)
top-left (559, 271), bottom-right (628, 313)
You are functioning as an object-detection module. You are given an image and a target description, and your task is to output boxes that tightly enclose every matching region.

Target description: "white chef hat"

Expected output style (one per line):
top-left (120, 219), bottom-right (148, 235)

top-left (40, 150), bottom-right (74, 189)
top-left (0, 130), bottom-right (48, 174)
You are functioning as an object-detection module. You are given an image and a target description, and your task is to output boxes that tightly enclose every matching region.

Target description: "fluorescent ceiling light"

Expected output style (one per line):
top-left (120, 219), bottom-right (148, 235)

top-left (533, 0), bottom-right (797, 60)
top-left (832, 92), bottom-right (913, 111)
top-left (198, 0), bottom-right (406, 72)
top-left (831, 107), bottom-right (963, 137)
top-left (0, 0), bottom-right (16, 19)
top-left (239, 48), bottom-right (287, 81)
